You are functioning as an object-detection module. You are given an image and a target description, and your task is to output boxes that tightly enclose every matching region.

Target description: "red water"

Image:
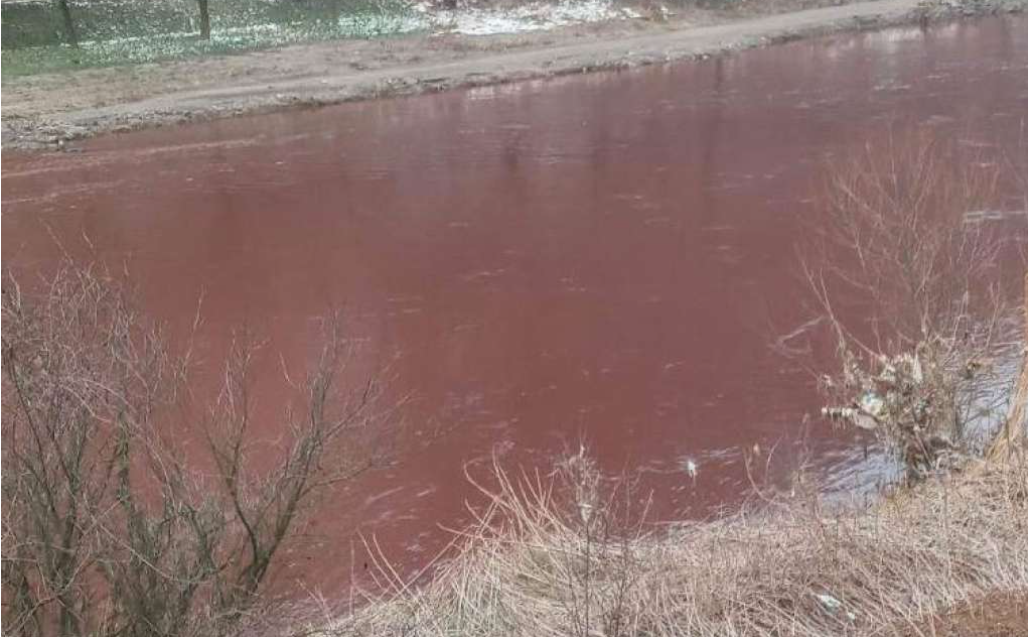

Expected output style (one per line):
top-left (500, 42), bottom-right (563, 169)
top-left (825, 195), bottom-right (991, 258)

top-left (3, 16), bottom-right (1027, 599)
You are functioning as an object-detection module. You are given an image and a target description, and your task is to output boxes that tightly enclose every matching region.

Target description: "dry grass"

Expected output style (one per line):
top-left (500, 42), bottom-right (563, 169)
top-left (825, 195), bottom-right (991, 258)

top-left (323, 449), bottom-right (1028, 637)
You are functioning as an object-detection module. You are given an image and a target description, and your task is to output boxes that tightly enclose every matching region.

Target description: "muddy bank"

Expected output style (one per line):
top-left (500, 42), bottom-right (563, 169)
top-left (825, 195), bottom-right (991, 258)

top-left (3, 0), bottom-right (1022, 150)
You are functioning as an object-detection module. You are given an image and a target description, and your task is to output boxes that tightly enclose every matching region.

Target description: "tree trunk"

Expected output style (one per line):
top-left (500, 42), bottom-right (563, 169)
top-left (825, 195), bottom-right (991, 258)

top-left (56, 0), bottom-right (78, 47)
top-left (198, 0), bottom-right (211, 39)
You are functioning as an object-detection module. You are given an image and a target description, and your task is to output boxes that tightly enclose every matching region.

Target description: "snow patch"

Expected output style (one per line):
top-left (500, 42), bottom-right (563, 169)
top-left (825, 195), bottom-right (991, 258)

top-left (417, 0), bottom-right (634, 36)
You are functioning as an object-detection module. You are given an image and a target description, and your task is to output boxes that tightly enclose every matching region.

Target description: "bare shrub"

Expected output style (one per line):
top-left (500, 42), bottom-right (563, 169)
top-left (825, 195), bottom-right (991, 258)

top-left (548, 450), bottom-right (647, 637)
top-left (804, 131), bottom-right (1025, 479)
top-left (1, 264), bottom-right (390, 637)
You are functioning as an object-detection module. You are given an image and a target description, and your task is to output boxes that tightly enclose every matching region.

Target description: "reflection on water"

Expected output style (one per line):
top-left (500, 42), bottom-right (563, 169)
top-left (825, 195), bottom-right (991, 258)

top-left (3, 15), bottom-right (1027, 597)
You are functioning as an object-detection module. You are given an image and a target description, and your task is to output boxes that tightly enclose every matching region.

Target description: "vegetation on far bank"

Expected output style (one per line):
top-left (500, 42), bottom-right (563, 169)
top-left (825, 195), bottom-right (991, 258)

top-left (1, 0), bottom-right (423, 78)
top-left (3, 0), bottom-right (1023, 79)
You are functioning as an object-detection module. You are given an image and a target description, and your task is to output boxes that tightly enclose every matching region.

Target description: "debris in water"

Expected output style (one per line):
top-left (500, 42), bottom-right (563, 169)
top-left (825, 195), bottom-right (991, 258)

top-left (815, 593), bottom-right (857, 621)
top-left (681, 457), bottom-right (699, 486)
top-left (822, 406), bottom-right (878, 431)
top-left (858, 391), bottom-right (885, 417)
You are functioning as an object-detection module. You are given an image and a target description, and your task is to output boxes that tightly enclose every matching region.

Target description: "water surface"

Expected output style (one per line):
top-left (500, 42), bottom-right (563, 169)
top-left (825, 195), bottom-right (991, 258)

top-left (4, 15), bottom-right (1027, 597)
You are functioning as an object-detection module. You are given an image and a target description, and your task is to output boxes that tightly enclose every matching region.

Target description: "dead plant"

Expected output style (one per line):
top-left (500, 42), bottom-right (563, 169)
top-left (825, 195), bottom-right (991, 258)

top-left (804, 130), bottom-right (1025, 480)
top-left (1, 263), bottom-right (392, 637)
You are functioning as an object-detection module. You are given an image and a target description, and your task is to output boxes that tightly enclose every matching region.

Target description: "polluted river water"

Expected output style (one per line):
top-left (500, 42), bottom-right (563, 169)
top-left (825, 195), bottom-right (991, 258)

top-left (3, 15), bottom-right (1027, 598)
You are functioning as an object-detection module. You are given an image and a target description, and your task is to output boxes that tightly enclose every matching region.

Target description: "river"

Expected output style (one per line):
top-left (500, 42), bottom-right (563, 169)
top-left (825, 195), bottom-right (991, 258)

top-left (3, 15), bottom-right (1026, 599)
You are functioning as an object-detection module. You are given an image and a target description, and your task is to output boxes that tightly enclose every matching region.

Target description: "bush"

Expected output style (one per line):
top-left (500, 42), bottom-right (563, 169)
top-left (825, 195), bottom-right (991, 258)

top-left (806, 131), bottom-right (1025, 480)
top-left (1, 264), bottom-right (390, 637)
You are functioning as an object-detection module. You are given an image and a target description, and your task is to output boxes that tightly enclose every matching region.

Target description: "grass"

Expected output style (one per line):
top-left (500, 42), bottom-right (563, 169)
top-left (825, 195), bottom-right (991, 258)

top-left (1, 0), bottom-right (425, 79)
top-left (323, 448), bottom-right (1028, 636)
top-left (1, 19), bottom-right (423, 78)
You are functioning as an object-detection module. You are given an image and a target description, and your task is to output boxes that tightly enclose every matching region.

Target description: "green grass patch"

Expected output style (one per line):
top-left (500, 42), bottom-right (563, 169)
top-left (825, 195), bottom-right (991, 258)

top-left (1, 0), bottom-right (426, 78)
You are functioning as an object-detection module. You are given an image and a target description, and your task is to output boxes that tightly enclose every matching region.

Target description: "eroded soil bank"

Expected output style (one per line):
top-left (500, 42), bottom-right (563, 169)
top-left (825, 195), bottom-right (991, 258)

top-left (3, 0), bottom-right (1023, 149)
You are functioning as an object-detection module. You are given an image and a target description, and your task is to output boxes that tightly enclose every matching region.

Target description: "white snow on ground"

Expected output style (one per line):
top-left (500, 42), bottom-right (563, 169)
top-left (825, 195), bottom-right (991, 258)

top-left (414, 0), bottom-right (637, 36)
top-left (16, 0), bottom-right (642, 67)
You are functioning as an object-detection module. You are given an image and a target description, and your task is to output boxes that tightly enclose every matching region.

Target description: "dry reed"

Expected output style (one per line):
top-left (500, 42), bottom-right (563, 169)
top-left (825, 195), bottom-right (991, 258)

top-left (326, 449), bottom-right (1028, 637)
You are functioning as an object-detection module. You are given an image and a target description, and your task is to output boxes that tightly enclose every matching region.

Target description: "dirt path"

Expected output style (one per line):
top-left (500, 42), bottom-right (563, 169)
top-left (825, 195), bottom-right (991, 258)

top-left (897, 592), bottom-right (1028, 637)
top-left (0, 0), bottom-right (977, 149)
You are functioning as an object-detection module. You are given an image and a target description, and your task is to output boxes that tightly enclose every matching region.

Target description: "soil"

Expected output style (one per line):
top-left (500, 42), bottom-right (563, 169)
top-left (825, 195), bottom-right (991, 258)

top-left (5, 0), bottom-right (1017, 150)
top-left (900, 592), bottom-right (1028, 637)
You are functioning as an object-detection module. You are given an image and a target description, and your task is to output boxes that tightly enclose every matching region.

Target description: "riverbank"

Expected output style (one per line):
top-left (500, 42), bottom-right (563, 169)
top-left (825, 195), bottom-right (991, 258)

top-left (2, 0), bottom-right (1024, 150)
top-left (327, 453), bottom-right (1028, 637)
